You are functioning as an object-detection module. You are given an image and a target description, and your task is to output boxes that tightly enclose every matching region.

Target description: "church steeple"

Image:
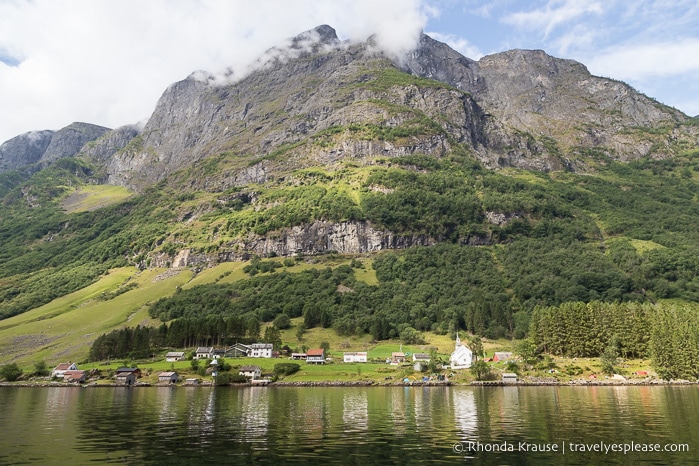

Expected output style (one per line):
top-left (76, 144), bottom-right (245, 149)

top-left (455, 331), bottom-right (461, 349)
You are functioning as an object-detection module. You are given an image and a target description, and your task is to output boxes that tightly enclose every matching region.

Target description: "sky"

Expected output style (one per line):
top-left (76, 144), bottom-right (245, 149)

top-left (1, 0), bottom-right (698, 145)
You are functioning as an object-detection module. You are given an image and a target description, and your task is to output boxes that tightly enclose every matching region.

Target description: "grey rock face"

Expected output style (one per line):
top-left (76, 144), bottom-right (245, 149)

top-left (148, 220), bottom-right (439, 268)
top-left (0, 122), bottom-right (110, 173)
top-left (0, 130), bottom-right (53, 173)
top-left (403, 37), bottom-right (696, 170)
top-left (100, 26), bottom-right (698, 189)
top-left (82, 125), bottom-right (140, 163)
top-left (40, 122), bottom-right (110, 164)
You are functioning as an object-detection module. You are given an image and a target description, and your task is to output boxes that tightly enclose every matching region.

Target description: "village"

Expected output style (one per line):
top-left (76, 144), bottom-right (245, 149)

top-left (43, 333), bottom-right (513, 387)
top-left (28, 331), bottom-right (664, 388)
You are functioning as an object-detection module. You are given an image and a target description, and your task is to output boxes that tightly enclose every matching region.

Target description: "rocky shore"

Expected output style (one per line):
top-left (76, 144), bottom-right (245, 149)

top-left (3, 379), bottom-right (698, 388)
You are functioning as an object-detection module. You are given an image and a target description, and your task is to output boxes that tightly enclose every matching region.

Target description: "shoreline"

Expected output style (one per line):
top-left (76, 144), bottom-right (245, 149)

top-left (2, 379), bottom-right (698, 388)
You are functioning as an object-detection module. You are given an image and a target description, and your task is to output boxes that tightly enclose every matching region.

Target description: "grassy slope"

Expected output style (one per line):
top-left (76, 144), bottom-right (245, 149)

top-left (0, 267), bottom-right (191, 366)
top-left (0, 258), bottom-right (377, 369)
top-left (61, 185), bottom-right (134, 213)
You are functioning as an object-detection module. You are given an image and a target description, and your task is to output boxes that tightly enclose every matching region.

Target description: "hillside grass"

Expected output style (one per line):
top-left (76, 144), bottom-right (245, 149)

top-left (61, 184), bottom-right (134, 213)
top-left (0, 267), bottom-right (192, 366)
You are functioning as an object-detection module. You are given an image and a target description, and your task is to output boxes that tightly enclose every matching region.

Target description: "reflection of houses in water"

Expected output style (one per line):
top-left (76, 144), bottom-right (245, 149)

top-left (238, 387), bottom-right (270, 440)
top-left (388, 388), bottom-right (408, 434)
top-left (154, 386), bottom-right (179, 427)
top-left (44, 387), bottom-right (81, 431)
top-left (452, 389), bottom-right (478, 439)
top-left (342, 390), bottom-right (368, 431)
top-left (612, 385), bottom-right (631, 416)
top-left (501, 386), bottom-right (520, 413)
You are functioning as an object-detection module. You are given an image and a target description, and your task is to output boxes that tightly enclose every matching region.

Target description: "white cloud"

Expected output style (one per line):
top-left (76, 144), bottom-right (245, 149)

top-left (0, 0), bottom-right (429, 145)
top-left (502, 0), bottom-right (603, 38)
top-left (425, 32), bottom-right (484, 59)
top-left (586, 38), bottom-right (699, 80)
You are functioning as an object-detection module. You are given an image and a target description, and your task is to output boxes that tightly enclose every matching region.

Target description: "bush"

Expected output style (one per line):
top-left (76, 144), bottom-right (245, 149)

top-left (564, 365), bottom-right (583, 376)
top-left (216, 372), bottom-right (247, 385)
top-left (273, 313), bottom-right (292, 330)
top-left (33, 360), bottom-right (50, 377)
top-left (0, 363), bottom-right (23, 382)
top-left (470, 361), bottom-right (491, 381)
top-left (274, 363), bottom-right (301, 376)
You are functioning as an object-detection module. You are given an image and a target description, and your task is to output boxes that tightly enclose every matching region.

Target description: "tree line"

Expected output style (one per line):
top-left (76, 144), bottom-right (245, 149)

top-left (529, 301), bottom-right (699, 379)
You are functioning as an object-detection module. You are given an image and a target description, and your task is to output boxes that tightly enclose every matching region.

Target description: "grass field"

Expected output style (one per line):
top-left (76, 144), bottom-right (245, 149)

top-left (61, 185), bottom-right (134, 213)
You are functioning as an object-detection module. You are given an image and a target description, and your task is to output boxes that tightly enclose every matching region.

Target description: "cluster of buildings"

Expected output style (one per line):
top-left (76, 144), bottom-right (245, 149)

top-left (46, 334), bottom-right (514, 385)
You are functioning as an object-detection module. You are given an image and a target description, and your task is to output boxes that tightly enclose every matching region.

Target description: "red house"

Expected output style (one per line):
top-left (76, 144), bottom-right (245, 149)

top-left (306, 349), bottom-right (326, 364)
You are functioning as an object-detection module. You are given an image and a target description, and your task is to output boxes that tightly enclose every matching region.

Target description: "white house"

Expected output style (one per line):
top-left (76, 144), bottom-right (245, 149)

top-left (343, 352), bottom-right (367, 363)
top-left (413, 353), bottom-right (431, 372)
top-left (239, 365), bottom-right (262, 380)
top-left (165, 352), bottom-right (186, 362)
top-left (250, 343), bottom-right (273, 358)
top-left (449, 332), bottom-right (473, 369)
top-left (52, 362), bottom-right (77, 378)
top-left (194, 347), bottom-right (214, 359)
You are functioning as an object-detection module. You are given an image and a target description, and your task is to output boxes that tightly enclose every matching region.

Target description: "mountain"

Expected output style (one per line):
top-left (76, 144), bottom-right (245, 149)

top-left (0, 122), bottom-right (110, 173)
top-left (0, 26), bottom-right (698, 373)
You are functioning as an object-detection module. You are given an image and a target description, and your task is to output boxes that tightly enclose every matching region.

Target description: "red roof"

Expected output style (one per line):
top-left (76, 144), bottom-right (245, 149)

top-left (54, 362), bottom-right (73, 371)
top-left (63, 370), bottom-right (85, 381)
top-left (306, 349), bottom-right (325, 356)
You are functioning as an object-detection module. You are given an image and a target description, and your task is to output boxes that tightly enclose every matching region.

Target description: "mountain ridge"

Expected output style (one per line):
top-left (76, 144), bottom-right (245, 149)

top-left (2, 25), bottom-right (696, 185)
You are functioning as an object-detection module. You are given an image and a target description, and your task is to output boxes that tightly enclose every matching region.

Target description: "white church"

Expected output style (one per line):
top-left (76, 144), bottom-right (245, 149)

top-left (449, 332), bottom-right (473, 369)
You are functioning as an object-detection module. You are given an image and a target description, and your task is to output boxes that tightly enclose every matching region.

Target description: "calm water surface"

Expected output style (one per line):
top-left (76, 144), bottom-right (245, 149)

top-left (0, 385), bottom-right (696, 465)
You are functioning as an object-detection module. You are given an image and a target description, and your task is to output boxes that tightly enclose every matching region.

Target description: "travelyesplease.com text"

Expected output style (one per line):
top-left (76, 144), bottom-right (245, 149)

top-left (453, 440), bottom-right (689, 455)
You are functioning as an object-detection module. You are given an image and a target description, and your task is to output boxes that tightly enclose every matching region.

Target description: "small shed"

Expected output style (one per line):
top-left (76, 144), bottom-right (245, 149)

top-left (493, 352), bottom-right (513, 362)
top-left (184, 378), bottom-right (201, 386)
top-left (115, 367), bottom-right (142, 378)
top-left (158, 371), bottom-right (179, 384)
top-left (391, 352), bottom-right (406, 365)
top-left (502, 373), bottom-right (517, 384)
top-left (116, 372), bottom-right (136, 386)
top-left (194, 347), bottom-right (214, 359)
top-left (239, 365), bottom-right (262, 380)
top-left (291, 353), bottom-right (307, 360)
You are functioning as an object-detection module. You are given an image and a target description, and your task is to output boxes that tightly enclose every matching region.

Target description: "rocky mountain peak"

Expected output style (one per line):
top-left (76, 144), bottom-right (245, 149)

top-left (0, 130), bottom-right (53, 173)
top-left (291, 24), bottom-right (339, 49)
top-left (0, 122), bottom-right (109, 173)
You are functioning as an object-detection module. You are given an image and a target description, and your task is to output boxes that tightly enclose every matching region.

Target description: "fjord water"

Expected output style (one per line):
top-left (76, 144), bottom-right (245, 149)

top-left (0, 385), bottom-right (696, 465)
